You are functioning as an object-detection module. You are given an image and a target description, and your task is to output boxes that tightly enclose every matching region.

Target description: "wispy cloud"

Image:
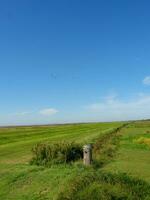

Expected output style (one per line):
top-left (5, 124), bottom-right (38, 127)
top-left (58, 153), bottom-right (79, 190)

top-left (39, 108), bottom-right (59, 116)
top-left (143, 76), bottom-right (150, 85)
top-left (0, 107), bottom-right (59, 126)
top-left (8, 108), bottom-right (59, 117)
top-left (19, 111), bottom-right (32, 115)
top-left (86, 93), bottom-right (150, 121)
top-left (9, 111), bottom-right (33, 116)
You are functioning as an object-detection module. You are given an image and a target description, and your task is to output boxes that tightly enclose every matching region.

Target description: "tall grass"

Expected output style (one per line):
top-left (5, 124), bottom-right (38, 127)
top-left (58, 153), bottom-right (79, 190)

top-left (30, 124), bottom-right (127, 167)
top-left (30, 141), bottom-right (83, 166)
top-left (92, 125), bottom-right (127, 168)
top-left (57, 170), bottom-right (150, 200)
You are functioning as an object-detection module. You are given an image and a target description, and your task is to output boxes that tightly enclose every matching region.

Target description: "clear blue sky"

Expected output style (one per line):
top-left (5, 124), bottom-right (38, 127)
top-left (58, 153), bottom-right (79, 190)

top-left (1, 0), bottom-right (150, 125)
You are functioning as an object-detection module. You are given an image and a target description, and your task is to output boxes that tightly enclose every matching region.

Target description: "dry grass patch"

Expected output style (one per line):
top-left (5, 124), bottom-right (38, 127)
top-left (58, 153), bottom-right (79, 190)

top-left (135, 137), bottom-right (150, 147)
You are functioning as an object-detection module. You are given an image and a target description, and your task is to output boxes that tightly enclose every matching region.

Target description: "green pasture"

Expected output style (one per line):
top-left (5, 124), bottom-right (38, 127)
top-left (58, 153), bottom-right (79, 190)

top-left (0, 122), bottom-right (122, 200)
top-left (105, 121), bottom-right (150, 182)
top-left (1, 121), bottom-right (150, 199)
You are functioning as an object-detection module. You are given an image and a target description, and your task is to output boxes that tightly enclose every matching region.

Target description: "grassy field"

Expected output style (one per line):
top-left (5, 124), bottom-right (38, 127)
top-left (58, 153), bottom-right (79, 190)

top-left (0, 122), bottom-right (123, 200)
top-left (0, 121), bottom-right (150, 199)
top-left (105, 121), bottom-right (150, 182)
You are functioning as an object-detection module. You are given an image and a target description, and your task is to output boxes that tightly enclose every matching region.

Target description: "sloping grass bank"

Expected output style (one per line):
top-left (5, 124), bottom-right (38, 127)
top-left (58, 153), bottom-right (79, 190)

top-left (92, 125), bottom-right (126, 168)
top-left (57, 170), bottom-right (150, 200)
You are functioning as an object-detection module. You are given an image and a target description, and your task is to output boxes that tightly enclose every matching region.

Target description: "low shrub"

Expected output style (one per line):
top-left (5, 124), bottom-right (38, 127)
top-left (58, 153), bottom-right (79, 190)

top-left (30, 141), bottom-right (83, 166)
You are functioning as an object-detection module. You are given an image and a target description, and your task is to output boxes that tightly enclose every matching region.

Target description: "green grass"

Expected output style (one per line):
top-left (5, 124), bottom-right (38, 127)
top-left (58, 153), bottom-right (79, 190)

top-left (0, 122), bottom-right (123, 200)
top-left (0, 122), bottom-right (121, 164)
top-left (57, 170), bottom-right (150, 200)
top-left (0, 163), bottom-right (81, 200)
top-left (105, 121), bottom-right (150, 182)
top-left (1, 121), bottom-right (150, 199)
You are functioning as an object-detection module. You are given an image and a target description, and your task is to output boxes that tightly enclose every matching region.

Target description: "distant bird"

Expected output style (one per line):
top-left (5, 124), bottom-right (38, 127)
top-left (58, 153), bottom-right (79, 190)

top-left (50, 73), bottom-right (57, 79)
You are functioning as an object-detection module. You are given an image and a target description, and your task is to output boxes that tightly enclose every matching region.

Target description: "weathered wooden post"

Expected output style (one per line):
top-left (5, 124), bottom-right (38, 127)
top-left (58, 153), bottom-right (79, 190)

top-left (83, 144), bottom-right (92, 165)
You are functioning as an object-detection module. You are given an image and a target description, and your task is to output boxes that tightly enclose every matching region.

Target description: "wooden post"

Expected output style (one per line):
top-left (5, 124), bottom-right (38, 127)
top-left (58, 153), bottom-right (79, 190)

top-left (83, 144), bottom-right (92, 165)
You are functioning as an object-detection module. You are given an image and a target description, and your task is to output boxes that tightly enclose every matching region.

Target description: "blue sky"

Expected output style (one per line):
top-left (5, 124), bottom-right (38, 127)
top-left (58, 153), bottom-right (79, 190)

top-left (0, 0), bottom-right (150, 125)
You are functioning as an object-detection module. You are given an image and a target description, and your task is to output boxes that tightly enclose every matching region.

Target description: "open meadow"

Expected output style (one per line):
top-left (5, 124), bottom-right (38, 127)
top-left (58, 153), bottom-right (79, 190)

top-left (0, 121), bottom-right (150, 199)
top-left (105, 121), bottom-right (150, 182)
top-left (2, 1), bottom-right (150, 199)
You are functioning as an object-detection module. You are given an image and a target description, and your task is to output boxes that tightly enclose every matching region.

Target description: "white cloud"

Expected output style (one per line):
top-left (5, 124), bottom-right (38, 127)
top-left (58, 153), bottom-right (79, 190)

top-left (8, 111), bottom-right (33, 116)
top-left (8, 108), bottom-right (59, 117)
top-left (39, 108), bottom-right (59, 116)
top-left (0, 108), bottom-right (59, 126)
top-left (143, 76), bottom-right (150, 85)
top-left (86, 94), bottom-right (150, 121)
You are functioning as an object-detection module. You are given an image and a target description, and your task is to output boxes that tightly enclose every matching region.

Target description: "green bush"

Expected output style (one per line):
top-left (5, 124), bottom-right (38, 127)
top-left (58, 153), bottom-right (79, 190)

top-left (30, 141), bottom-right (83, 166)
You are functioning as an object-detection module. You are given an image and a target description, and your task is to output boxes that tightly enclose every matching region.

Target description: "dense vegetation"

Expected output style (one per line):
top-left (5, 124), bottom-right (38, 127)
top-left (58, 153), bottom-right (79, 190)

top-left (0, 121), bottom-right (150, 199)
top-left (57, 171), bottom-right (150, 200)
top-left (30, 141), bottom-right (83, 166)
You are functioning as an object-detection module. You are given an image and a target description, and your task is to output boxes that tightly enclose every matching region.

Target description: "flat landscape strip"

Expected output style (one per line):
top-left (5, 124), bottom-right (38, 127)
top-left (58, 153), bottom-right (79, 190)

top-left (104, 121), bottom-right (150, 182)
top-left (0, 122), bottom-right (132, 200)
